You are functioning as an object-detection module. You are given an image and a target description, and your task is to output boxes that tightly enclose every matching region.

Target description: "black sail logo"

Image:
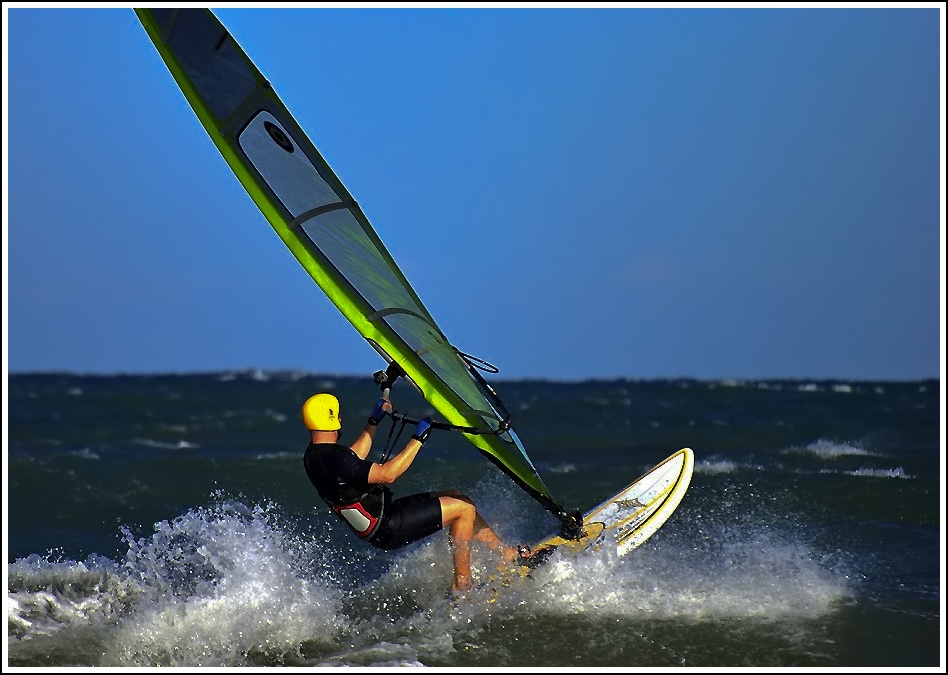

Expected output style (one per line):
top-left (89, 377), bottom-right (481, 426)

top-left (264, 120), bottom-right (294, 153)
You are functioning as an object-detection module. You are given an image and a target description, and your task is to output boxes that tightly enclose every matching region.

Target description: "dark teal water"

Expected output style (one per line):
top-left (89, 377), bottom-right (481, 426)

top-left (5, 372), bottom-right (943, 667)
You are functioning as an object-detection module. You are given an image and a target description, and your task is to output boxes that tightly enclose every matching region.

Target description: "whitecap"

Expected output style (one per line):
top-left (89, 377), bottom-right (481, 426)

top-left (71, 447), bottom-right (101, 460)
top-left (252, 451), bottom-right (298, 460)
top-left (695, 459), bottom-right (739, 474)
top-left (843, 467), bottom-right (911, 479)
top-left (543, 463), bottom-right (578, 474)
top-left (133, 438), bottom-right (198, 450)
top-left (264, 409), bottom-right (287, 423)
top-left (784, 438), bottom-right (873, 459)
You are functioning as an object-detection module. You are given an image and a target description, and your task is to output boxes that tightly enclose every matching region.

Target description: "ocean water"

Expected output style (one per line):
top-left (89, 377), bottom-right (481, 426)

top-left (4, 371), bottom-right (944, 668)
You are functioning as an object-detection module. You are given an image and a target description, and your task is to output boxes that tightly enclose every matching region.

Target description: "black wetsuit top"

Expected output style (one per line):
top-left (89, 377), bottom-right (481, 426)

top-left (303, 442), bottom-right (383, 507)
top-left (303, 442), bottom-right (443, 550)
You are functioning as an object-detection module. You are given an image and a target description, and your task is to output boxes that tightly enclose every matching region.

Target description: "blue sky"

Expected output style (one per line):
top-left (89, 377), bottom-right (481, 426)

top-left (4, 5), bottom-right (945, 381)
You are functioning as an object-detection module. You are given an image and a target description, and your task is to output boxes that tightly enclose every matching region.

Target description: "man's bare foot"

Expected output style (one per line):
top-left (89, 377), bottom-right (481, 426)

top-left (500, 545), bottom-right (519, 564)
top-left (496, 544), bottom-right (536, 569)
top-left (514, 544), bottom-right (555, 569)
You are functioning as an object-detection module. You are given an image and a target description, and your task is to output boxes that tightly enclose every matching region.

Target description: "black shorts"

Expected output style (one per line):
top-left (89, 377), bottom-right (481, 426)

top-left (370, 491), bottom-right (444, 551)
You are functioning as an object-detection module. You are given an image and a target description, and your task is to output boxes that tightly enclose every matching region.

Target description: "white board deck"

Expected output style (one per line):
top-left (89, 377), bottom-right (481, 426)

top-left (534, 448), bottom-right (694, 557)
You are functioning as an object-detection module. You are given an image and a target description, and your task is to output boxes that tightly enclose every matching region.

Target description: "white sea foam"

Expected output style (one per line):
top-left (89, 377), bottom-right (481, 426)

top-left (7, 554), bottom-right (139, 641)
top-left (487, 523), bottom-right (852, 626)
top-left (264, 408), bottom-right (287, 423)
top-left (7, 499), bottom-right (351, 666)
top-left (543, 462), bottom-right (579, 474)
top-left (695, 458), bottom-right (739, 474)
top-left (693, 456), bottom-right (765, 475)
top-left (6, 487), bottom-right (858, 667)
top-left (157, 424), bottom-right (188, 434)
top-left (429, 474), bottom-right (854, 634)
top-left (252, 451), bottom-right (299, 461)
top-left (784, 438), bottom-right (873, 459)
top-left (70, 447), bottom-right (101, 460)
top-left (829, 467), bottom-right (912, 479)
top-left (844, 467), bottom-right (910, 479)
top-left (133, 438), bottom-right (199, 450)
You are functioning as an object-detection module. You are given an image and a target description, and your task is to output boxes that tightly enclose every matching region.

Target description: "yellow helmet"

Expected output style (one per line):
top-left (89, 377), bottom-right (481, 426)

top-left (302, 392), bottom-right (341, 431)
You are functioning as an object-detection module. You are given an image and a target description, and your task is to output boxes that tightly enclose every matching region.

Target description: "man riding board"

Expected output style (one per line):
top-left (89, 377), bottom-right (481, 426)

top-left (301, 392), bottom-right (533, 593)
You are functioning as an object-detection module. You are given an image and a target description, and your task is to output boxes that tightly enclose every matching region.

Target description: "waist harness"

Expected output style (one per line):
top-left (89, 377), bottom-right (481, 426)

top-left (330, 485), bottom-right (388, 541)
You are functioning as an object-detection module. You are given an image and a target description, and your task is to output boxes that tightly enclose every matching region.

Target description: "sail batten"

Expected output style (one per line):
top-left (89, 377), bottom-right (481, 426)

top-left (289, 202), bottom-right (356, 230)
top-left (135, 7), bottom-right (559, 510)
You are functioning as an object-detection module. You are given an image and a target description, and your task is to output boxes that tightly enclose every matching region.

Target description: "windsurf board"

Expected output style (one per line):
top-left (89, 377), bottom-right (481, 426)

top-left (529, 447), bottom-right (695, 560)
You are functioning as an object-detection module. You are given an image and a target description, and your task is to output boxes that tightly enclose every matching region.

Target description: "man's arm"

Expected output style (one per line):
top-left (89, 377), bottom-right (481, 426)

top-left (367, 418), bottom-right (432, 484)
top-left (350, 398), bottom-right (391, 460)
top-left (349, 423), bottom-right (378, 461)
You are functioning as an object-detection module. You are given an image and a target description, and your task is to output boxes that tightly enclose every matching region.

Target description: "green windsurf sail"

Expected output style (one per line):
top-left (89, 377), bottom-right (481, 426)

top-left (134, 8), bottom-right (579, 532)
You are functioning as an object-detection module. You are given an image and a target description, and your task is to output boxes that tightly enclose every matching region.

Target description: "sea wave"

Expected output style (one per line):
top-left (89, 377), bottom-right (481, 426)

top-left (69, 448), bottom-right (101, 460)
top-left (831, 467), bottom-right (912, 480)
top-left (8, 554), bottom-right (140, 641)
top-left (132, 438), bottom-right (199, 450)
top-left (542, 462), bottom-right (579, 474)
top-left (8, 498), bottom-right (349, 667)
top-left (783, 439), bottom-right (874, 459)
top-left (694, 458), bottom-right (763, 475)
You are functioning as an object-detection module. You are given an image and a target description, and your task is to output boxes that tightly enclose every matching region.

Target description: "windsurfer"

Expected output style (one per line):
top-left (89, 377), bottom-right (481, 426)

top-left (301, 392), bottom-right (529, 593)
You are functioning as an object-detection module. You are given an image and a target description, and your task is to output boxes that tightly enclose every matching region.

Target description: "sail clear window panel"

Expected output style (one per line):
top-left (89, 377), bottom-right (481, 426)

top-left (238, 112), bottom-right (431, 325)
top-left (238, 112), bottom-right (341, 214)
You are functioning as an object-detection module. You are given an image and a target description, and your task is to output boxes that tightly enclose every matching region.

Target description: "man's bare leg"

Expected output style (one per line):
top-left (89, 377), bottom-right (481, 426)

top-left (437, 492), bottom-right (518, 592)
